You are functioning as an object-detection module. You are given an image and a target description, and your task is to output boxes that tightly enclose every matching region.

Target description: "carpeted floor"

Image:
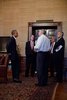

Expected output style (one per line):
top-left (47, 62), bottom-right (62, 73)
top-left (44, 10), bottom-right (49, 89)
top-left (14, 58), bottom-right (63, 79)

top-left (0, 74), bottom-right (56, 100)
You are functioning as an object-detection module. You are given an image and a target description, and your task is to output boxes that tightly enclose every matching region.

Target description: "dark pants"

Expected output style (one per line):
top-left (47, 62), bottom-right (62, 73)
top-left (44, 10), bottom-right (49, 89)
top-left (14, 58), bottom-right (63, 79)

top-left (36, 52), bottom-right (49, 85)
top-left (55, 60), bottom-right (64, 82)
top-left (11, 57), bottom-right (20, 80)
top-left (54, 55), bottom-right (64, 82)
top-left (25, 54), bottom-right (36, 77)
top-left (50, 53), bottom-right (54, 77)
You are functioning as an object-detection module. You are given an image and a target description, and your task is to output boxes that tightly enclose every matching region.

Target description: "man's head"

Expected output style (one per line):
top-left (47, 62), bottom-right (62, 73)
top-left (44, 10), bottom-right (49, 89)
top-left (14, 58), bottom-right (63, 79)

top-left (57, 31), bottom-right (63, 39)
top-left (38, 29), bottom-right (45, 36)
top-left (11, 30), bottom-right (18, 38)
top-left (51, 35), bottom-right (55, 43)
top-left (30, 35), bottom-right (34, 41)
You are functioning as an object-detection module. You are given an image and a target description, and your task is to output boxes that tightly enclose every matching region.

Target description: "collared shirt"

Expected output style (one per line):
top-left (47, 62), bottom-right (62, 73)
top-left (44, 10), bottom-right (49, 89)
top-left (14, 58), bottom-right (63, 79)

top-left (12, 35), bottom-right (16, 40)
top-left (51, 42), bottom-right (55, 53)
top-left (34, 34), bottom-right (50, 52)
top-left (30, 40), bottom-right (34, 50)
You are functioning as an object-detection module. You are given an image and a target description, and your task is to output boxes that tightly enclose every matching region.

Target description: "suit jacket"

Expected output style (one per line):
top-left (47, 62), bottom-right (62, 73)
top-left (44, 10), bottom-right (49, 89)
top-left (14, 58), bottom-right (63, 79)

top-left (25, 41), bottom-right (32, 57)
top-left (25, 41), bottom-right (36, 62)
top-left (53, 37), bottom-right (65, 63)
top-left (6, 36), bottom-right (19, 61)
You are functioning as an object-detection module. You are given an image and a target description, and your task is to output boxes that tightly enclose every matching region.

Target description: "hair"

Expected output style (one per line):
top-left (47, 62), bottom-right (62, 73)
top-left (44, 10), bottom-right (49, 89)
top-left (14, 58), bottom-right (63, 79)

top-left (57, 31), bottom-right (64, 37)
top-left (62, 32), bottom-right (64, 36)
top-left (43, 30), bottom-right (46, 35)
top-left (11, 30), bottom-right (17, 35)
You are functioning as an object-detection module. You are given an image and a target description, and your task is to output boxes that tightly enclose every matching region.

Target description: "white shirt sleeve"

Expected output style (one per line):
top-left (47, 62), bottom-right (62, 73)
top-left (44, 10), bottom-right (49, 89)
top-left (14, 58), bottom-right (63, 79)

top-left (55, 45), bottom-right (63, 52)
top-left (34, 36), bottom-right (43, 51)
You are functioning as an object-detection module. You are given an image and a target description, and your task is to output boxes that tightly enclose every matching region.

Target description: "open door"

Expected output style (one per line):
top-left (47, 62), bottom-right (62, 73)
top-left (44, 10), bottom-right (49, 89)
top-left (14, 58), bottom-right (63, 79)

top-left (28, 20), bottom-right (62, 42)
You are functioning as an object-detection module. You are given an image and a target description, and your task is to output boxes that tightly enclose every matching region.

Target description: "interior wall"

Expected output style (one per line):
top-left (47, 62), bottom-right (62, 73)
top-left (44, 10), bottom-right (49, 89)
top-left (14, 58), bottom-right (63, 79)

top-left (0, 0), bottom-right (67, 56)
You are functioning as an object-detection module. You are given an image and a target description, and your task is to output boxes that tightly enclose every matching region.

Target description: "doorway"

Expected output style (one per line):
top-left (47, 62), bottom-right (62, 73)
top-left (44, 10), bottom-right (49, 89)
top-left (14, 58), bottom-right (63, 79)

top-left (28, 20), bottom-right (62, 41)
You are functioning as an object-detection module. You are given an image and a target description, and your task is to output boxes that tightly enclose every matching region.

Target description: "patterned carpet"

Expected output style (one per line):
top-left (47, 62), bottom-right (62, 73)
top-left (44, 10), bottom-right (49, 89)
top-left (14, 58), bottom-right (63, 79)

top-left (0, 74), bottom-right (56, 100)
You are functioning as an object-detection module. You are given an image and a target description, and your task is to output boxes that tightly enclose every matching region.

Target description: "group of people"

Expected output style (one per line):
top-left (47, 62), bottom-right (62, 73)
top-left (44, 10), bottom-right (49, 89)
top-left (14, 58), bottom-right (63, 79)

top-left (25, 29), bottom-right (65, 86)
top-left (6, 29), bottom-right (65, 86)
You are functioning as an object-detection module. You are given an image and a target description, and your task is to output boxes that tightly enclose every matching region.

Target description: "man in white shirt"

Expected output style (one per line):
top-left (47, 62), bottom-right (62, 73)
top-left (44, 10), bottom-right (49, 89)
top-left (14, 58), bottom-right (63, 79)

top-left (34, 29), bottom-right (50, 86)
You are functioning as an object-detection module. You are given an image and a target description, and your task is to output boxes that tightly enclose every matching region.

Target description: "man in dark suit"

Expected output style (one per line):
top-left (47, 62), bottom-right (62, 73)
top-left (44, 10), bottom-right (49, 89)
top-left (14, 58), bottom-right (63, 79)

top-left (53, 31), bottom-right (65, 83)
top-left (25, 35), bottom-right (36, 77)
top-left (6, 30), bottom-right (21, 83)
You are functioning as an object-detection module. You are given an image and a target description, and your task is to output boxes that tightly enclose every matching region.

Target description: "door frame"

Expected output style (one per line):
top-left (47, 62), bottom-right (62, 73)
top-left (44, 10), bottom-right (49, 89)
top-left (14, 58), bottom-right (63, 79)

top-left (28, 21), bottom-right (62, 41)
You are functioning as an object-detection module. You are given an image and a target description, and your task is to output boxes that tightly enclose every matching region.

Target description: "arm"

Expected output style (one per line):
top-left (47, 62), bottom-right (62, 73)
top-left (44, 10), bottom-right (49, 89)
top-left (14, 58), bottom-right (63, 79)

top-left (34, 36), bottom-right (43, 52)
top-left (55, 45), bottom-right (63, 52)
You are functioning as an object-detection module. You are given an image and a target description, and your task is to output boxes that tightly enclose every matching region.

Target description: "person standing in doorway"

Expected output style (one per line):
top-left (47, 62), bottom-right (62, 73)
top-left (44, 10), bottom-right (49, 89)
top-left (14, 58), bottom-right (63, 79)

top-left (53, 31), bottom-right (65, 83)
top-left (25, 35), bottom-right (36, 77)
top-left (34, 29), bottom-right (50, 86)
top-left (50, 35), bottom-right (55, 77)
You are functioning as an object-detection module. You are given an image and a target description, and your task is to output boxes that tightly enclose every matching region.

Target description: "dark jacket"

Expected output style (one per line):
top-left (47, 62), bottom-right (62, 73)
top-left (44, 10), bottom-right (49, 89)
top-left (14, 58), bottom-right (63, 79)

top-left (25, 41), bottom-right (32, 57)
top-left (25, 41), bottom-right (35, 62)
top-left (53, 37), bottom-right (65, 63)
top-left (6, 36), bottom-right (19, 60)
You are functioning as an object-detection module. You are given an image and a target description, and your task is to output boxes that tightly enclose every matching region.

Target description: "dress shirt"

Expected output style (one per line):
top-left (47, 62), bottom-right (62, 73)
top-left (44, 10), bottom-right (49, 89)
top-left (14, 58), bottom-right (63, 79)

top-left (34, 34), bottom-right (50, 52)
top-left (13, 35), bottom-right (16, 40)
top-left (30, 40), bottom-right (34, 50)
top-left (51, 42), bottom-right (55, 54)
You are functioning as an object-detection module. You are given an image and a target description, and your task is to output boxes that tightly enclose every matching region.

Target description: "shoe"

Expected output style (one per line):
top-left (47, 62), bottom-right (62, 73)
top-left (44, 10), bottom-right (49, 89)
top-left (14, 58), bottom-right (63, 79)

top-left (13, 80), bottom-right (22, 83)
top-left (31, 75), bottom-right (34, 77)
top-left (35, 83), bottom-right (47, 87)
top-left (57, 80), bottom-right (63, 83)
top-left (49, 75), bottom-right (54, 78)
top-left (35, 83), bottom-right (39, 86)
top-left (25, 75), bottom-right (29, 77)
